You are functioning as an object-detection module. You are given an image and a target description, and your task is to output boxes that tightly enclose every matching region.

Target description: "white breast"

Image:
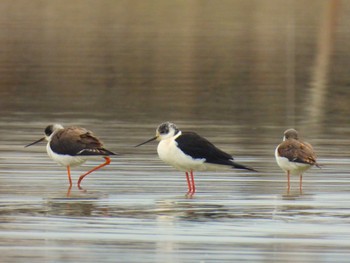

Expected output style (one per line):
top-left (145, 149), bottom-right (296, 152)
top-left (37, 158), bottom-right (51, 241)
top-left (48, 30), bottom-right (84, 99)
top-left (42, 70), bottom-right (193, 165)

top-left (157, 137), bottom-right (206, 172)
top-left (275, 146), bottom-right (311, 175)
top-left (46, 143), bottom-right (86, 167)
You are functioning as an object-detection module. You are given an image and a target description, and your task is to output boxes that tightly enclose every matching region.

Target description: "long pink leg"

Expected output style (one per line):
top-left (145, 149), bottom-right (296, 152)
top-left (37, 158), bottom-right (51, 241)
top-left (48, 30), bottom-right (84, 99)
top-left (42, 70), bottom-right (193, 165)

top-left (299, 174), bottom-right (303, 191)
top-left (66, 185), bottom-right (72, 197)
top-left (190, 170), bottom-right (196, 195)
top-left (77, 157), bottom-right (111, 188)
top-left (287, 170), bottom-right (290, 191)
top-left (66, 166), bottom-right (73, 197)
top-left (67, 166), bottom-right (73, 186)
top-left (185, 172), bottom-right (192, 194)
top-left (186, 170), bottom-right (196, 197)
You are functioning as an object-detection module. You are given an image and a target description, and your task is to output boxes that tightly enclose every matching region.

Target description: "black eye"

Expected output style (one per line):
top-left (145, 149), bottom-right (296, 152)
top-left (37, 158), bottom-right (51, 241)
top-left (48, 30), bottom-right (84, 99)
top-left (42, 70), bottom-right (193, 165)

top-left (45, 125), bottom-right (53, 136)
top-left (159, 124), bottom-right (169, 134)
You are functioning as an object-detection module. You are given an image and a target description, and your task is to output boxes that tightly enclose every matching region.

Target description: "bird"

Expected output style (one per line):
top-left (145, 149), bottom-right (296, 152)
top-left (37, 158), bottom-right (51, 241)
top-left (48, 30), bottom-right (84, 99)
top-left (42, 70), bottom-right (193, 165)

top-left (135, 122), bottom-right (256, 196)
top-left (25, 124), bottom-right (115, 192)
top-left (275, 128), bottom-right (320, 191)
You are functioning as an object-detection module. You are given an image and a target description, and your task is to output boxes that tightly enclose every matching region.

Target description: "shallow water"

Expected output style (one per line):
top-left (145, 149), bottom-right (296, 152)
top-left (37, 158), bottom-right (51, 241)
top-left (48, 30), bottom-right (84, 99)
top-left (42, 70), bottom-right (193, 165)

top-left (1, 1), bottom-right (350, 262)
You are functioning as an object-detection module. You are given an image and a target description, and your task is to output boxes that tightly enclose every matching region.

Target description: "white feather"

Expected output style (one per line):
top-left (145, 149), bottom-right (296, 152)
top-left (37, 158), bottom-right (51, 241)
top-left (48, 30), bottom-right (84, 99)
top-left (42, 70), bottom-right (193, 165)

top-left (46, 142), bottom-right (86, 167)
top-left (275, 146), bottom-right (311, 175)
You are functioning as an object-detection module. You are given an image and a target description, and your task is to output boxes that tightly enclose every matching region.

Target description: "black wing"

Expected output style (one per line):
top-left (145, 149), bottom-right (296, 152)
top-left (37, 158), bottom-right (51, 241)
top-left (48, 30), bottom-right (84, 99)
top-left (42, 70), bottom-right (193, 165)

top-left (176, 132), bottom-right (256, 171)
top-left (50, 127), bottom-right (115, 156)
top-left (176, 132), bottom-right (233, 164)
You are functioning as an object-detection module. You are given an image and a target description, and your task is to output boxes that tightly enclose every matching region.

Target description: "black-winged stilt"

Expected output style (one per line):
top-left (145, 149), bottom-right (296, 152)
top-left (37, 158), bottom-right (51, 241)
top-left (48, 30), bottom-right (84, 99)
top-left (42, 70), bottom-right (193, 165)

top-left (136, 122), bottom-right (256, 196)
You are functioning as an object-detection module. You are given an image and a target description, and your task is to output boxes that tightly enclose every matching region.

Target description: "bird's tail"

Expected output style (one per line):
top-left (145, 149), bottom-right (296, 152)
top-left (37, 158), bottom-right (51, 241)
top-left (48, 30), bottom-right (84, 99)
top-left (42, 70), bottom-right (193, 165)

top-left (315, 162), bottom-right (322, 168)
top-left (102, 149), bottom-right (117, 155)
top-left (231, 161), bottom-right (257, 172)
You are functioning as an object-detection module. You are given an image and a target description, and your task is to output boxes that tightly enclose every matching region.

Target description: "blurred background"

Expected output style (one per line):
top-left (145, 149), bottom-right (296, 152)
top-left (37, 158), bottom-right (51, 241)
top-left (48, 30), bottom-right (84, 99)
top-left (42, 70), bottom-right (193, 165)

top-left (0, 0), bottom-right (347, 130)
top-left (1, 1), bottom-right (350, 262)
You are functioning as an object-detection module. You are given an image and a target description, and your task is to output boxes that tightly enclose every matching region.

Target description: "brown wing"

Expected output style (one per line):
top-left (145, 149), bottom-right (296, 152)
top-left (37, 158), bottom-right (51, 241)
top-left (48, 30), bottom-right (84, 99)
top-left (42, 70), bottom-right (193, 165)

top-left (278, 139), bottom-right (318, 166)
top-left (50, 127), bottom-right (115, 156)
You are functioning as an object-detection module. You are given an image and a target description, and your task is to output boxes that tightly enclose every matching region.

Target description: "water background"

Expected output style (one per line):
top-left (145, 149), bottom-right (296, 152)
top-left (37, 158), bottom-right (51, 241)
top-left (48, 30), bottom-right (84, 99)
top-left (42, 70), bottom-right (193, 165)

top-left (1, 1), bottom-right (350, 262)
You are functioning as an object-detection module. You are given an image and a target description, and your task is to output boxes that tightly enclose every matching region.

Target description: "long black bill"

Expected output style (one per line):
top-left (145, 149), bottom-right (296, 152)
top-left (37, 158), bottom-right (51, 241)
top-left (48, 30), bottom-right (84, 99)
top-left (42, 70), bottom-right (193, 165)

top-left (135, 136), bottom-right (158, 147)
top-left (25, 137), bottom-right (45, 147)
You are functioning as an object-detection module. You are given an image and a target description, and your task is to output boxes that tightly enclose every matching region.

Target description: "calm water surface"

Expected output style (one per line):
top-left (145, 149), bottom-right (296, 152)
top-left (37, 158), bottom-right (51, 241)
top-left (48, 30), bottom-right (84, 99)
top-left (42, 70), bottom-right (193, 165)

top-left (1, 1), bottom-right (350, 262)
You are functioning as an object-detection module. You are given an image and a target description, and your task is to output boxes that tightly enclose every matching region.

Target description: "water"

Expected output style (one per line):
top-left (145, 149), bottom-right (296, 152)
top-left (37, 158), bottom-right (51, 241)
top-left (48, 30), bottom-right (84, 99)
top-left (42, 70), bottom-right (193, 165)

top-left (1, 0), bottom-right (350, 262)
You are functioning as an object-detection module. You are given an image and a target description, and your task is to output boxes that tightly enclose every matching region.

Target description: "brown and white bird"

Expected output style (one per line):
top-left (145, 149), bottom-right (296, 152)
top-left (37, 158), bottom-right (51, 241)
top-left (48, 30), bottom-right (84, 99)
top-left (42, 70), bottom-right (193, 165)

top-left (25, 124), bottom-right (115, 189)
top-left (275, 128), bottom-right (320, 191)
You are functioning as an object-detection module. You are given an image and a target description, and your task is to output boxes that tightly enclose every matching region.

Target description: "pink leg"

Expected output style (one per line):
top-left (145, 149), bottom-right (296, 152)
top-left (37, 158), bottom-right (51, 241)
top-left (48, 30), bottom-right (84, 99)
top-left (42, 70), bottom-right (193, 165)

top-left (185, 172), bottom-right (192, 194)
top-left (185, 171), bottom-right (196, 197)
top-left (299, 174), bottom-right (303, 191)
top-left (66, 166), bottom-right (73, 186)
top-left (77, 157), bottom-right (111, 188)
top-left (287, 170), bottom-right (290, 191)
top-left (190, 170), bottom-right (196, 195)
top-left (66, 185), bottom-right (72, 197)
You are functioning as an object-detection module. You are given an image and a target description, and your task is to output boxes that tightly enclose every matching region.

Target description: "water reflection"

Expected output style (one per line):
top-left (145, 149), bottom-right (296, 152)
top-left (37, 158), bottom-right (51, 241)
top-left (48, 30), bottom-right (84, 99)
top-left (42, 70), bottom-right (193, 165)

top-left (47, 200), bottom-right (98, 217)
top-left (1, 0), bottom-right (350, 262)
top-left (0, 1), bottom-right (349, 128)
top-left (2, 116), bottom-right (350, 261)
top-left (0, 190), bottom-right (337, 223)
top-left (307, 0), bottom-right (340, 130)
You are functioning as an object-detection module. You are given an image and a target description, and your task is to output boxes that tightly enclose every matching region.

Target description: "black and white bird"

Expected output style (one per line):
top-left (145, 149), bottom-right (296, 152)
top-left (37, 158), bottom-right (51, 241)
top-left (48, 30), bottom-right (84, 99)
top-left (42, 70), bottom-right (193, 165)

top-left (275, 128), bottom-right (320, 191)
top-left (25, 124), bottom-right (115, 191)
top-left (135, 122), bottom-right (256, 196)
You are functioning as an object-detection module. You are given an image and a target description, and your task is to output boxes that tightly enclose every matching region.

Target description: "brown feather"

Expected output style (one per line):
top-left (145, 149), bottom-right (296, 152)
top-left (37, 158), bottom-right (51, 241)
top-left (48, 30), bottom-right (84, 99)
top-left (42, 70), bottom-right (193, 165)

top-left (50, 127), bottom-right (115, 156)
top-left (278, 139), bottom-right (318, 166)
